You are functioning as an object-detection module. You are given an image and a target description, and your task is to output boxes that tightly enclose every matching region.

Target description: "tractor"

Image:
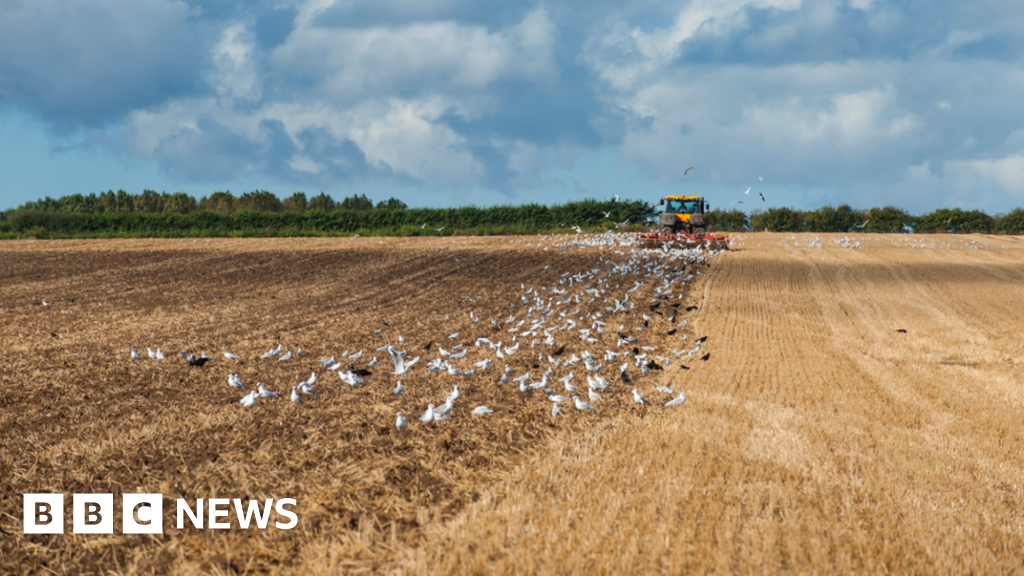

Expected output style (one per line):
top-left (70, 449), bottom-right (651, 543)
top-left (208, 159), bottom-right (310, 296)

top-left (658, 195), bottom-right (710, 236)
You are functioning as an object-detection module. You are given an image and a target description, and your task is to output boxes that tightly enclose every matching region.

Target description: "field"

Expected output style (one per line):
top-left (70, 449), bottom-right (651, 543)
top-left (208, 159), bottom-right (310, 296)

top-left (2, 233), bottom-right (1024, 574)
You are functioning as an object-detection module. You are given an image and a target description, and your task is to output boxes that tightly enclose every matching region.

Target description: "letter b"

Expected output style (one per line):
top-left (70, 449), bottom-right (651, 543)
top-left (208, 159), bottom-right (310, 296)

top-left (73, 494), bottom-right (113, 534)
top-left (23, 494), bottom-right (64, 534)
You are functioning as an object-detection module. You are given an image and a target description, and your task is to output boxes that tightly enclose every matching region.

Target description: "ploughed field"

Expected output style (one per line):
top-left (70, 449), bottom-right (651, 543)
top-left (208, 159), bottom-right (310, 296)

top-left (3, 233), bottom-right (1024, 574)
top-left (0, 234), bottom-right (708, 575)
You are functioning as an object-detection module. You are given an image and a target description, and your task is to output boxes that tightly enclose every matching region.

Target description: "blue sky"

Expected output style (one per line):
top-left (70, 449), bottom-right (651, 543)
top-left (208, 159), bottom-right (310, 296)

top-left (2, 0), bottom-right (1023, 213)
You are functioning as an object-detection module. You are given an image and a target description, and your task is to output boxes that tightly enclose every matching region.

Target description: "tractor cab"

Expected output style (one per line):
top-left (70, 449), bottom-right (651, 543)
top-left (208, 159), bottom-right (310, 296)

top-left (658, 195), bottom-right (709, 236)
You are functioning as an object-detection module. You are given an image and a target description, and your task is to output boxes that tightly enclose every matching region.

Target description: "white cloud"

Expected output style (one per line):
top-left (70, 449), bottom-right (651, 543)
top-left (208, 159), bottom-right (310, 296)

top-left (115, 6), bottom-right (560, 187)
top-left (271, 6), bottom-right (556, 98)
top-left (210, 24), bottom-right (262, 101)
top-left (349, 98), bottom-right (483, 184)
top-left (584, 0), bottom-right (803, 91)
top-left (741, 85), bottom-right (920, 147)
top-left (947, 154), bottom-right (1024, 195)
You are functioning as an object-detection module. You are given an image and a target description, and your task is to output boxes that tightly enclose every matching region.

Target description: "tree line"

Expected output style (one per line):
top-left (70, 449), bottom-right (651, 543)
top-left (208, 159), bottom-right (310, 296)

top-left (9, 189), bottom-right (406, 215)
top-left (707, 205), bottom-right (1024, 234)
top-left (0, 191), bottom-right (652, 239)
top-left (1, 190), bottom-right (1022, 238)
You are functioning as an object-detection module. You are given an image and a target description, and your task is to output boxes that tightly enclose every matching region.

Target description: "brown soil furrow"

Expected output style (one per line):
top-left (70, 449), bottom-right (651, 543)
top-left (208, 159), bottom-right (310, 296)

top-left (1, 235), bottom-right (704, 575)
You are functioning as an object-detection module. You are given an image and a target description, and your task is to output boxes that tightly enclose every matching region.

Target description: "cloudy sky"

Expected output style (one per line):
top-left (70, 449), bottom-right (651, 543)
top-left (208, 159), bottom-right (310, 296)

top-left (2, 0), bottom-right (1023, 213)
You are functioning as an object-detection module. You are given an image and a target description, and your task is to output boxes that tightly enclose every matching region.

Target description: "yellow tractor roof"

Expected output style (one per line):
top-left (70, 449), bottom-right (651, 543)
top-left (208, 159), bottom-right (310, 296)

top-left (664, 195), bottom-right (703, 200)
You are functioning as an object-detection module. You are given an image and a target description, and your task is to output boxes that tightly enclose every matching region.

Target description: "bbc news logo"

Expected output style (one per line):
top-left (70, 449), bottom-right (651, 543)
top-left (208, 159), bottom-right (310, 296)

top-left (23, 494), bottom-right (297, 534)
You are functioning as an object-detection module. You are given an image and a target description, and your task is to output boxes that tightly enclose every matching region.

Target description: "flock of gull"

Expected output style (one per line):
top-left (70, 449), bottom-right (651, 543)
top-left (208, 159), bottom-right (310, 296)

top-left (126, 230), bottom-right (726, 430)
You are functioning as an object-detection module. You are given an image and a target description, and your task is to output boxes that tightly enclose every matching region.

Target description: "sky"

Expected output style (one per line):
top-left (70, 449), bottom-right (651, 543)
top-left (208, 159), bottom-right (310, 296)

top-left (2, 0), bottom-right (1024, 213)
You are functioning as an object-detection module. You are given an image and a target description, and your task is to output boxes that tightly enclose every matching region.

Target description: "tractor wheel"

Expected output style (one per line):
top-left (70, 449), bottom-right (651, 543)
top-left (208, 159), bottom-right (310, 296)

top-left (693, 227), bottom-right (706, 237)
top-left (658, 226), bottom-right (675, 237)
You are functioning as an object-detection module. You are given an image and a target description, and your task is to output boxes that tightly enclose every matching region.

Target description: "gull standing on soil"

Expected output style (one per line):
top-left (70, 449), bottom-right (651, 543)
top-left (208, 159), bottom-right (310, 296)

top-left (278, 351), bottom-right (292, 361)
top-left (257, 383), bottom-right (280, 398)
top-left (228, 374), bottom-right (246, 389)
top-left (552, 402), bottom-right (563, 417)
top-left (420, 404), bottom-right (436, 423)
top-left (471, 406), bottom-right (494, 416)
top-left (393, 381), bottom-right (404, 395)
top-left (290, 386), bottom-right (304, 404)
top-left (396, 412), bottom-right (408, 430)
top-left (573, 396), bottom-right (596, 411)
top-left (547, 392), bottom-right (571, 403)
top-left (665, 392), bottom-right (686, 406)
top-left (224, 351), bottom-right (241, 360)
top-left (240, 390), bottom-right (258, 409)
top-left (131, 348), bottom-right (142, 360)
top-left (632, 388), bottom-right (647, 405)
top-left (147, 347), bottom-right (157, 359)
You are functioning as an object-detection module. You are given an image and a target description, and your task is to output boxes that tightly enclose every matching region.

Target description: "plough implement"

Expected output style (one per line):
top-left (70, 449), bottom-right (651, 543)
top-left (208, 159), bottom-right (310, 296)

top-left (636, 229), bottom-right (730, 250)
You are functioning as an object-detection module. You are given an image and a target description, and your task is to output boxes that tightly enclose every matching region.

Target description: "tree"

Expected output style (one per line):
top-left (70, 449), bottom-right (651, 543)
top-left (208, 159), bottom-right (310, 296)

top-left (917, 207), bottom-right (994, 233)
top-left (997, 208), bottom-right (1024, 234)
top-left (749, 207), bottom-right (804, 232)
top-left (308, 192), bottom-right (337, 211)
top-left (706, 209), bottom-right (747, 231)
top-left (340, 193), bottom-right (374, 212)
top-left (863, 206), bottom-right (914, 233)
top-left (200, 191), bottom-right (236, 213)
top-left (376, 197), bottom-right (408, 210)
top-left (804, 204), bottom-right (863, 232)
top-left (235, 190), bottom-right (282, 212)
top-left (162, 192), bottom-right (197, 214)
top-left (133, 190), bottom-right (162, 213)
top-left (282, 192), bottom-right (308, 212)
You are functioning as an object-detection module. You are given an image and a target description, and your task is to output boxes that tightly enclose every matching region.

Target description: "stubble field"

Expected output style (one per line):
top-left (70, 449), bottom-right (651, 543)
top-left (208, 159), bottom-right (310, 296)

top-left (2, 232), bottom-right (1023, 574)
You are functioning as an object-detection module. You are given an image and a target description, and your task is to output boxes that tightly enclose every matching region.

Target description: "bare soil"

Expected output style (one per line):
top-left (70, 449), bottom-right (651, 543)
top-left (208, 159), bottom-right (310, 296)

top-left (0, 235), bottom-right (699, 574)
